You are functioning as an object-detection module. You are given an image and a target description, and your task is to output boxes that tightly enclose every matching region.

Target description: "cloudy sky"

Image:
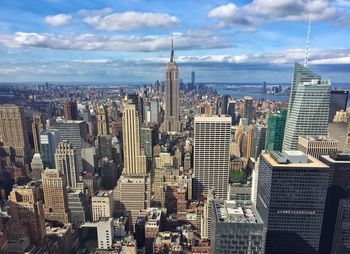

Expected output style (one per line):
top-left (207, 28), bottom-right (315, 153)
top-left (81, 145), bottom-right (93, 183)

top-left (1, 0), bottom-right (350, 83)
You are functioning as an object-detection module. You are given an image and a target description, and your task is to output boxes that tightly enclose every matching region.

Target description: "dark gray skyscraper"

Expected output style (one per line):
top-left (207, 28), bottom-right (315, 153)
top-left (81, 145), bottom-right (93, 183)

top-left (221, 95), bottom-right (229, 115)
top-left (329, 90), bottom-right (349, 122)
top-left (319, 152), bottom-right (350, 254)
top-left (191, 69), bottom-right (195, 87)
top-left (52, 120), bottom-right (88, 174)
top-left (163, 38), bottom-right (179, 133)
top-left (243, 96), bottom-right (253, 124)
top-left (257, 151), bottom-right (331, 254)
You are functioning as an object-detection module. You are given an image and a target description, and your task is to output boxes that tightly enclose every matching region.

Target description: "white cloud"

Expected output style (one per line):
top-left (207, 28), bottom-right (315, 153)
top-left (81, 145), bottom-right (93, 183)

top-left (77, 7), bottom-right (114, 17)
top-left (0, 31), bottom-right (232, 51)
top-left (208, 0), bottom-right (341, 27)
top-left (44, 14), bottom-right (72, 26)
top-left (208, 3), bottom-right (250, 26)
top-left (73, 59), bottom-right (114, 64)
top-left (83, 11), bottom-right (180, 31)
top-left (136, 48), bottom-right (350, 66)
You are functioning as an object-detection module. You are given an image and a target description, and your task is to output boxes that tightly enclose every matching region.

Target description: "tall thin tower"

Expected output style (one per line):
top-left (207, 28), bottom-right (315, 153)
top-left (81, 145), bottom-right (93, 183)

top-left (122, 102), bottom-right (146, 175)
top-left (283, 17), bottom-right (330, 151)
top-left (163, 35), bottom-right (180, 133)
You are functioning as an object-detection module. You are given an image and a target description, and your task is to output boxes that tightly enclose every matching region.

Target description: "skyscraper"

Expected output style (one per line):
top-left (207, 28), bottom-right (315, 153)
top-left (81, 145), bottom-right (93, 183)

top-left (55, 142), bottom-right (78, 188)
top-left (8, 182), bottom-right (46, 245)
top-left (32, 112), bottom-right (44, 154)
top-left (42, 168), bottom-right (70, 224)
top-left (252, 124), bottom-right (267, 159)
top-left (283, 70), bottom-right (330, 151)
top-left (227, 100), bottom-right (236, 125)
top-left (122, 103), bottom-right (146, 175)
top-left (243, 96), bottom-right (253, 124)
top-left (163, 38), bottom-right (180, 133)
top-left (329, 90), bottom-right (349, 122)
top-left (298, 136), bottom-right (339, 159)
top-left (150, 100), bottom-right (159, 124)
top-left (211, 200), bottom-right (265, 253)
top-left (319, 152), bottom-right (350, 254)
top-left (221, 95), bottom-right (229, 115)
top-left (265, 110), bottom-right (287, 152)
top-left (256, 151), bottom-right (331, 253)
top-left (53, 120), bottom-right (87, 174)
top-left (30, 153), bottom-right (44, 181)
top-left (96, 104), bottom-right (109, 136)
top-left (92, 190), bottom-right (114, 222)
top-left (193, 116), bottom-right (231, 199)
top-left (63, 99), bottom-right (78, 121)
top-left (191, 69), bottom-right (195, 88)
top-left (40, 129), bottom-right (60, 169)
top-left (0, 104), bottom-right (31, 165)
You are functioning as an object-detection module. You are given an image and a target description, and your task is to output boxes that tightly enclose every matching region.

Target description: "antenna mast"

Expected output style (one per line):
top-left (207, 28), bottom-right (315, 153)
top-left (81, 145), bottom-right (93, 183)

top-left (170, 34), bottom-right (174, 63)
top-left (304, 15), bottom-right (312, 68)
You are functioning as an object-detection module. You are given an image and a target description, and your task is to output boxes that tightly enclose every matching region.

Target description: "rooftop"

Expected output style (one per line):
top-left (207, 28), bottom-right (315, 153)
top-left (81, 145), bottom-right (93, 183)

top-left (194, 115), bottom-right (231, 122)
top-left (265, 151), bottom-right (328, 168)
top-left (213, 200), bottom-right (261, 224)
top-left (300, 135), bottom-right (338, 142)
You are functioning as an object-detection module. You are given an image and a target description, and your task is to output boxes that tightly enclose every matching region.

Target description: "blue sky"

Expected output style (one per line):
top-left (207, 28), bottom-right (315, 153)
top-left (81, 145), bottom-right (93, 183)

top-left (0, 0), bottom-right (350, 83)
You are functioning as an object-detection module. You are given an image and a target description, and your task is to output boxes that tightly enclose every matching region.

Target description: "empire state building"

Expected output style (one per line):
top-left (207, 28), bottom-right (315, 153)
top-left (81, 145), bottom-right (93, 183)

top-left (163, 38), bottom-right (180, 133)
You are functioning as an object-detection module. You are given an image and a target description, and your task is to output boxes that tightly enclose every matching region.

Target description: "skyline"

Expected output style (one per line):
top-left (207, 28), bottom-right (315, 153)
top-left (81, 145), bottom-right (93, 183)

top-left (1, 0), bottom-right (350, 83)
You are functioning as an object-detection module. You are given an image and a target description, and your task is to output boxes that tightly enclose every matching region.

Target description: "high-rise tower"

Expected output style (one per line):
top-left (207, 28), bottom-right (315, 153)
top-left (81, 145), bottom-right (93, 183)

top-left (283, 76), bottom-right (330, 150)
top-left (32, 112), bottom-right (44, 154)
top-left (243, 96), bottom-right (253, 124)
top-left (163, 36), bottom-right (180, 133)
top-left (55, 142), bottom-right (78, 188)
top-left (257, 151), bottom-right (331, 253)
top-left (8, 182), bottom-right (46, 245)
top-left (96, 104), bottom-right (109, 136)
top-left (122, 103), bottom-right (146, 175)
top-left (0, 104), bottom-right (31, 165)
top-left (63, 99), bottom-right (78, 121)
top-left (193, 116), bottom-right (231, 199)
top-left (283, 19), bottom-right (331, 150)
top-left (42, 168), bottom-right (70, 224)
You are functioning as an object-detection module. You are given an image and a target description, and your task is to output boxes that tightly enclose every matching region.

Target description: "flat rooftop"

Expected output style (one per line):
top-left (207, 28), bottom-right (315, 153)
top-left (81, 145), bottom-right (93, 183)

top-left (263, 151), bottom-right (329, 168)
top-left (213, 200), bottom-right (261, 224)
top-left (300, 135), bottom-right (338, 142)
top-left (194, 115), bottom-right (231, 122)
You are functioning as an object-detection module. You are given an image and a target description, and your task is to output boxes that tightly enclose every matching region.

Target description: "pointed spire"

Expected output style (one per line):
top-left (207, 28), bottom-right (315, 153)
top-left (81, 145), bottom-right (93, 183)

top-left (170, 34), bottom-right (174, 63)
top-left (304, 15), bottom-right (312, 68)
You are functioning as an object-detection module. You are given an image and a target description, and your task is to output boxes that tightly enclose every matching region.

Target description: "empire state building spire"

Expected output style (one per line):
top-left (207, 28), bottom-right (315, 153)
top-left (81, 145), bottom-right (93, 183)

top-left (170, 34), bottom-right (174, 63)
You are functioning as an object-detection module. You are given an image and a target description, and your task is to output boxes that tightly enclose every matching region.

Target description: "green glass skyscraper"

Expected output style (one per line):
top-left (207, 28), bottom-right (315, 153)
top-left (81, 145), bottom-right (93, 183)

top-left (265, 110), bottom-right (287, 152)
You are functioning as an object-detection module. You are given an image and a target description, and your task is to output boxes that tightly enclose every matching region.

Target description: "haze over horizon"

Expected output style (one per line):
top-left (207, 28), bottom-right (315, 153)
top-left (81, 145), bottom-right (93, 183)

top-left (1, 0), bottom-right (350, 83)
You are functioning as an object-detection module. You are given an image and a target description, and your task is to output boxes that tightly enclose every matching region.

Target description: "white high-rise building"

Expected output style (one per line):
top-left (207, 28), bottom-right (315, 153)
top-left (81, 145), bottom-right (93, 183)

top-left (193, 116), bottom-right (231, 199)
top-left (283, 71), bottom-right (330, 151)
top-left (55, 142), bottom-right (78, 188)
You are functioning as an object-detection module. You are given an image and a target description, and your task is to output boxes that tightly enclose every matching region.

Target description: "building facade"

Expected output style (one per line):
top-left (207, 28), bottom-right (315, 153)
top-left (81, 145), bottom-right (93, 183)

top-left (193, 116), bottom-right (231, 199)
top-left (211, 200), bottom-right (265, 254)
top-left (0, 104), bottom-right (31, 165)
top-left (265, 110), bottom-right (287, 152)
top-left (283, 64), bottom-right (330, 151)
top-left (42, 168), bottom-right (70, 224)
top-left (256, 151), bottom-right (331, 253)
top-left (298, 136), bottom-right (339, 159)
